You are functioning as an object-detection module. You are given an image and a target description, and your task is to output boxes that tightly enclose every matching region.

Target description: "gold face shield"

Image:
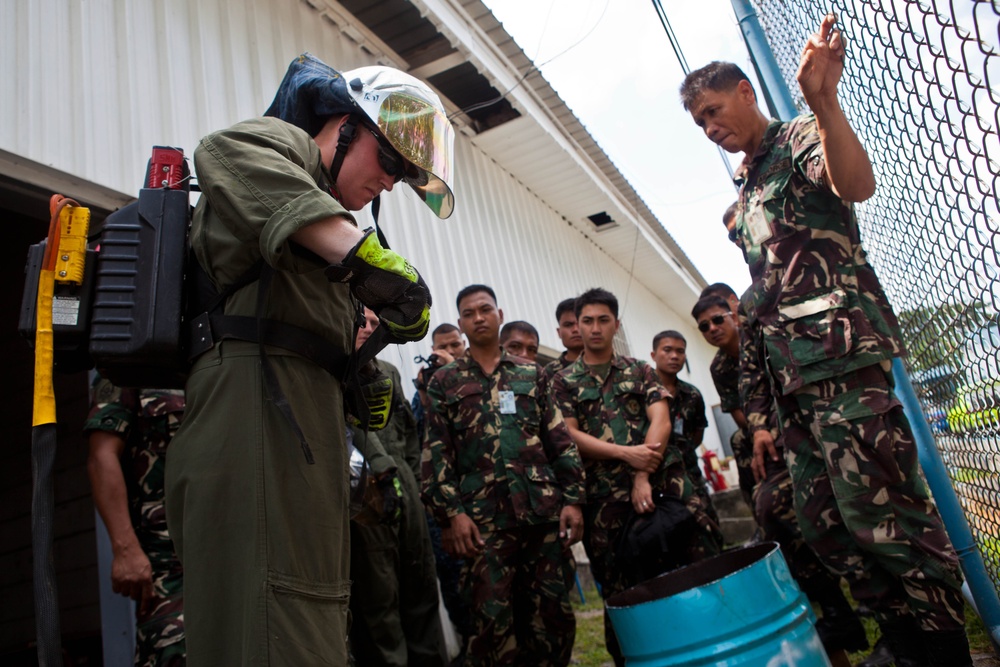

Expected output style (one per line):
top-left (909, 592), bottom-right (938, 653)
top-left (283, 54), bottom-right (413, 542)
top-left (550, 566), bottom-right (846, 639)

top-left (375, 92), bottom-right (455, 219)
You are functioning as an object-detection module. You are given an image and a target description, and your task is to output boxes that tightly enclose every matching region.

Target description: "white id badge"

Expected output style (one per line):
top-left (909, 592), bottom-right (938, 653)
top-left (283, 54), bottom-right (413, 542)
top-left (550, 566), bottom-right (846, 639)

top-left (499, 390), bottom-right (516, 414)
top-left (745, 199), bottom-right (773, 246)
top-left (675, 417), bottom-right (685, 436)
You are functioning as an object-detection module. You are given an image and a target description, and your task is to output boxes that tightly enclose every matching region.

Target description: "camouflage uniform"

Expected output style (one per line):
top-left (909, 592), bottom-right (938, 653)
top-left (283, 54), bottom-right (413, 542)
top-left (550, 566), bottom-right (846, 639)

top-left (540, 351), bottom-right (575, 385)
top-left (709, 349), bottom-right (755, 504)
top-left (422, 350), bottom-right (585, 666)
top-left (349, 360), bottom-right (446, 667)
top-left (708, 315), bottom-right (867, 651)
top-left (736, 115), bottom-right (965, 631)
top-left (84, 378), bottom-right (186, 667)
top-left (550, 356), bottom-right (720, 666)
top-left (666, 379), bottom-right (718, 523)
top-left (751, 439), bottom-right (863, 626)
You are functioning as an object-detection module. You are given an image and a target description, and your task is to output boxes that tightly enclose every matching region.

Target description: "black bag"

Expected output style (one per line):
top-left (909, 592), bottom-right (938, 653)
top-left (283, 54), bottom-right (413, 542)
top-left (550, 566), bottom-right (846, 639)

top-left (616, 492), bottom-right (697, 583)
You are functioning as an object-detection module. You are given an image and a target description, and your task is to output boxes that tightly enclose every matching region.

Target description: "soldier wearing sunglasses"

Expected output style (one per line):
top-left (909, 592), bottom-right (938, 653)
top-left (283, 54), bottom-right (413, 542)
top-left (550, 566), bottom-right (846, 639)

top-left (692, 289), bottom-right (871, 662)
top-left (691, 293), bottom-right (753, 505)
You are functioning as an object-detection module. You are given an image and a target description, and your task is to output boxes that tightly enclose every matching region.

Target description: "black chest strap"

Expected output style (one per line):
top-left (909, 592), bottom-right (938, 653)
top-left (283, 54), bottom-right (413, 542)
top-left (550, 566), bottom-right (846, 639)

top-left (188, 256), bottom-right (349, 377)
top-left (187, 258), bottom-right (352, 464)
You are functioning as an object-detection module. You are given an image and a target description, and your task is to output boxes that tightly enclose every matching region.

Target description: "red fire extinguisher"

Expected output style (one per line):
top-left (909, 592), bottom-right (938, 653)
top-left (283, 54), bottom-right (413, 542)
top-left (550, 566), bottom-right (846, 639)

top-left (702, 448), bottom-right (728, 492)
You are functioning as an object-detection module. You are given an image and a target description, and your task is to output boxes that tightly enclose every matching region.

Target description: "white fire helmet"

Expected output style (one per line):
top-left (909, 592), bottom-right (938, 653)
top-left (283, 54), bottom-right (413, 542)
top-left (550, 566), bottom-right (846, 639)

top-left (343, 66), bottom-right (455, 219)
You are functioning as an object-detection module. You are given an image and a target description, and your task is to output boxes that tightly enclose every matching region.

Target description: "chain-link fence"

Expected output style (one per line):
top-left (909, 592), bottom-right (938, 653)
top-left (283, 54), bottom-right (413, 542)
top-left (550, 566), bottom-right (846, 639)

top-left (748, 0), bottom-right (1000, 595)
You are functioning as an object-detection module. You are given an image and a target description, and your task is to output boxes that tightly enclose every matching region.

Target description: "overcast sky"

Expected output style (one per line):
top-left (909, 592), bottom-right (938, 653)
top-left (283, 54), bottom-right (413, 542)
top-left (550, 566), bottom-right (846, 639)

top-left (482, 0), bottom-right (769, 295)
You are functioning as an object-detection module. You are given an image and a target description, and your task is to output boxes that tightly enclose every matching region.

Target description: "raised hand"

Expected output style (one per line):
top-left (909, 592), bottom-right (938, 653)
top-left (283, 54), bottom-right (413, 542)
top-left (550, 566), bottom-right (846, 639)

top-left (797, 13), bottom-right (845, 107)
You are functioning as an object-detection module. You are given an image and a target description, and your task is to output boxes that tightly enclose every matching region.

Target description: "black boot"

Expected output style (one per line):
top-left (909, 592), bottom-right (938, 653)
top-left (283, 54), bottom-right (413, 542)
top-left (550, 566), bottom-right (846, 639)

top-left (815, 607), bottom-right (869, 654)
top-left (807, 580), bottom-right (869, 654)
top-left (877, 615), bottom-right (928, 667)
top-left (856, 637), bottom-right (894, 667)
top-left (923, 628), bottom-right (973, 667)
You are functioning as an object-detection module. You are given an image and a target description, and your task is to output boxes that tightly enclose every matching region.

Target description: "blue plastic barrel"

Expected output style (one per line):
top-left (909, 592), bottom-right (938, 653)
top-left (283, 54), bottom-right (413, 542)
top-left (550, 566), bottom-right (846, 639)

top-left (605, 542), bottom-right (830, 666)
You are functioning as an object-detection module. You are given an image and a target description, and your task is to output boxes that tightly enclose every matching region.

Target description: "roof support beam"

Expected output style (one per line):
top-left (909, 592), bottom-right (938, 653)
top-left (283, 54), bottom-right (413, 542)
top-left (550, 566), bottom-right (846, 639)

top-left (409, 51), bottom-right (466, 79)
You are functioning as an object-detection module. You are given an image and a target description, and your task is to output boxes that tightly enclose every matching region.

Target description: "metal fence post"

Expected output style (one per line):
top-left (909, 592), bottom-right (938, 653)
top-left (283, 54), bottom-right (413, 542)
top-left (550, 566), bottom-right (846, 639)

top-left (892, 359), bottom-right (1000, 647)
top-left (729, 0), bottom-right (798, 122)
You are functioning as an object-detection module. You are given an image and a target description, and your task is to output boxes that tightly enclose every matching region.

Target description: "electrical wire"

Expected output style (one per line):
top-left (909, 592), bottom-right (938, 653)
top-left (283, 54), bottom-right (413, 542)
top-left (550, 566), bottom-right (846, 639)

top-left (620, 223), bottom-right (642, 322)
top-left (651, 0), bottom-right (735, 184)
top-left (651, 0), bottom-right (690, 74)
top-left (450, 0), bottom-right (611, 120)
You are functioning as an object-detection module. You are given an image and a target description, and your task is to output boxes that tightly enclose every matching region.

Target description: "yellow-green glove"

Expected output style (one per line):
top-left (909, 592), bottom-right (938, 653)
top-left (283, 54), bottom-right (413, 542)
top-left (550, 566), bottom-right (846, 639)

top-left (326, 229), bottom-right (431, 343)
top-left (346, 362), bottom-right (394, 431)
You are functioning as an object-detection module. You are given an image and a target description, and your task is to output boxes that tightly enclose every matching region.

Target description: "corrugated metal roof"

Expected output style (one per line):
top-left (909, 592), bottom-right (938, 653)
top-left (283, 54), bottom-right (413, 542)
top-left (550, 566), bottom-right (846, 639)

top-left (337, 0), bottom-right (521, 133)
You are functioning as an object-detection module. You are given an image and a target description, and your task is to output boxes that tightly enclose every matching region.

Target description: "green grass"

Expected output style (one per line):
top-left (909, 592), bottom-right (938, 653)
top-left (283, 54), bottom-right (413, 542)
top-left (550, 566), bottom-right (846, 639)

top-left (570, 583), bottom-right (997, 666)
top-left (964, 604), bottom-right (995, 655)
top-left (571, 584), bottom-right (611, 666)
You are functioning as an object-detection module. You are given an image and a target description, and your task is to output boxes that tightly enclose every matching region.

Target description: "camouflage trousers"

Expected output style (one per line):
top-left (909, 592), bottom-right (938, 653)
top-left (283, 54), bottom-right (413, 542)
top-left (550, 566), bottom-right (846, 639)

top-left (752, 445), bottom-right (849, 607)
top-left (349, 463), bottom-right (446, 667)
top-left (136, 544), bottom-right (185, 667)
top-left (459, 522), bottom-right (575, 666)
top-left (681, 448), bottom-right (721, 525)
top-left (584, 465), bottom-right (722, 667)
top-left (776, 362), bottom-right (965, 631)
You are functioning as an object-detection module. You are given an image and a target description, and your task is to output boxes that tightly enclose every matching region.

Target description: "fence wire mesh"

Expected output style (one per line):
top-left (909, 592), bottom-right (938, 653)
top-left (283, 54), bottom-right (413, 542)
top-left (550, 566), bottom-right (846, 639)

top-left (749, 0), bottom-right (1000, 595)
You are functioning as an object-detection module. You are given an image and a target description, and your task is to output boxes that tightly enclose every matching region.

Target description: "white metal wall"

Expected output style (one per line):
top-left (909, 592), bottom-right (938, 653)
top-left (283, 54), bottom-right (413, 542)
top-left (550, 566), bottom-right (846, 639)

top-left (1, 0), bottom-right (727, 453)
top-left (0, 0), bottom-right (386, 196)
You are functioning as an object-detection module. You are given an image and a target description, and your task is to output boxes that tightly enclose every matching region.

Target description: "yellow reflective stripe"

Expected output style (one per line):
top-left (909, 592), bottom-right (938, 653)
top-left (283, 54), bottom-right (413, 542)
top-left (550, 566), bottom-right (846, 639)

top-left (33, 268), bottom-right (57, 426)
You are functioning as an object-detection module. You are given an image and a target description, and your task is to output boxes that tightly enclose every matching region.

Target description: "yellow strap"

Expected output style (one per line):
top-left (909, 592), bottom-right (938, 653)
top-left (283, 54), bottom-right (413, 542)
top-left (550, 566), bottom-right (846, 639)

top-left (54, 205), bottom-right (90, 284)
top-left (33, 268), bottom-right (57, 426)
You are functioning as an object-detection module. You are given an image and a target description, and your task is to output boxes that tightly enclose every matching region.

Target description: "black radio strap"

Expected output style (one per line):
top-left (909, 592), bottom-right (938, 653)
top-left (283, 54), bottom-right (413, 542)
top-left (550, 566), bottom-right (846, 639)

top-left (256, 264), bottom-right (316, 464)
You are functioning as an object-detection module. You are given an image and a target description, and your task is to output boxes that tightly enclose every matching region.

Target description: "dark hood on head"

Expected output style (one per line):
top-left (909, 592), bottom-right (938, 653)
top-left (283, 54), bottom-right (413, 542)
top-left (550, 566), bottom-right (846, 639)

top-left (264, 53), bottom-right (358, 137)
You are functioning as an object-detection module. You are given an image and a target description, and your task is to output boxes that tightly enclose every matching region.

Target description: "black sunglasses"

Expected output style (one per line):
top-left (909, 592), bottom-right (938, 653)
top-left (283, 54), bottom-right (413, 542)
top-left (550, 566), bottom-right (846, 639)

top-left (697, 314), bottom-right (730, 332)
top-left (368, 130), bottom-right (406, 182)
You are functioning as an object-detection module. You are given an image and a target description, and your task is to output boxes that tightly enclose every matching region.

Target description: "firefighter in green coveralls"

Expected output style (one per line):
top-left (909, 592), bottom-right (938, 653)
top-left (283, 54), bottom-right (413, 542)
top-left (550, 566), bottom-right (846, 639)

top-left (165, 54), bottom-right (456, 665)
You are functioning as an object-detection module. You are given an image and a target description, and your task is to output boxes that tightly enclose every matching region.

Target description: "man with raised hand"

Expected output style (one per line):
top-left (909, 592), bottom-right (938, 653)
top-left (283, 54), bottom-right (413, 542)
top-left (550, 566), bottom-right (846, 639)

top-left (692, 293), bottom-right (870, 663)
top-left (682, 16), bottom-right (969, 666)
